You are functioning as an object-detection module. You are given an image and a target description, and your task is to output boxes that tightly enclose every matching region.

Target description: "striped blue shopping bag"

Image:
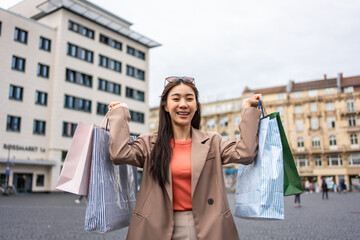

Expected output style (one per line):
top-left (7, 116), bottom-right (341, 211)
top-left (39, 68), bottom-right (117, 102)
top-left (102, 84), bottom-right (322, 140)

top-left (235, 101), bottom-right (284, 220)
top-left (85, 128), bottom-right (137, 233)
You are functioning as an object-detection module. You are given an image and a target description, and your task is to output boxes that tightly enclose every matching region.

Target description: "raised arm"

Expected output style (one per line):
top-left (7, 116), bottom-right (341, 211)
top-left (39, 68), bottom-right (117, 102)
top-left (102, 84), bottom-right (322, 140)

top-left (220, 107), bottom-right (261, 165)
top-left (220, 95), bottom-right (262, 165)
top-left (107, 106), bottom-right (148, 168)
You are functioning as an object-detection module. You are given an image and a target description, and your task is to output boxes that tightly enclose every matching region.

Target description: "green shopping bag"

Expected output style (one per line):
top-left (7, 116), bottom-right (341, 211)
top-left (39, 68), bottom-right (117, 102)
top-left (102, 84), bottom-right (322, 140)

top-left (258, 100), bottom-right (304, 196)
top-left (274, 113), bottom-right (304, 196)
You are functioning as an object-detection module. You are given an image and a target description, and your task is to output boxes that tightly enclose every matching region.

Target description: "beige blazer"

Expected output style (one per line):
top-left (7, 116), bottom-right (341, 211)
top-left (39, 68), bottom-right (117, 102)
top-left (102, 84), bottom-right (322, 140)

top-left (108, 107), bottom-right (261, 240)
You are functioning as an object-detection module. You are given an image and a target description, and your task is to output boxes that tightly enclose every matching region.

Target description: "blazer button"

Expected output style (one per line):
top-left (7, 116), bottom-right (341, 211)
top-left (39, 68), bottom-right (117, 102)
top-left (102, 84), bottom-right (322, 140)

top-left (208, 198), bottom-right (214, 205)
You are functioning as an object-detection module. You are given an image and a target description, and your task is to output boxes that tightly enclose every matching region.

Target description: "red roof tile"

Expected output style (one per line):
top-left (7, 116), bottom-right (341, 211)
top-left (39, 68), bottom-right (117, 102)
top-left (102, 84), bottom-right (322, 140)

top-left (342, 76), bottom-right (360, 87)
top-left (292, 78), bottom-right (337, 92)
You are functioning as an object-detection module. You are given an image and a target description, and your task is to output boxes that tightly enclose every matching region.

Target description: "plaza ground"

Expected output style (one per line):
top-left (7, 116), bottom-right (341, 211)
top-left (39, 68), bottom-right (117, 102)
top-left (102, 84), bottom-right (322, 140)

top-left (0, 191), bottom-right (359, 240)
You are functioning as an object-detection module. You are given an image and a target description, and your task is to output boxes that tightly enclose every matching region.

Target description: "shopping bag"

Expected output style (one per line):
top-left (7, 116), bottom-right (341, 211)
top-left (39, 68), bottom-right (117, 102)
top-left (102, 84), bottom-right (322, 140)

top-left (84, 128), bottom-right (138, 233)
top-left (56, 122), bottom-right (95, 195)
top-left (235, 102), bottom-right (284, 220)
top-left (275, 113), bottom-right (304, 196)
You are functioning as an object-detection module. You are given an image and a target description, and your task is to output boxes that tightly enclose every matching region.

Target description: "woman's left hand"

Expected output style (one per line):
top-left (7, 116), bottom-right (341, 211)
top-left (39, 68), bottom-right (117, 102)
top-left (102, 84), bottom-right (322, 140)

top-left (241, 94), bottom-right (262, 109)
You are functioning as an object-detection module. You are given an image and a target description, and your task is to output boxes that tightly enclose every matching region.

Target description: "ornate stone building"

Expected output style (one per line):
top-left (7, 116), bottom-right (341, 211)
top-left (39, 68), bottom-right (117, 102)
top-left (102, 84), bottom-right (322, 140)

top-left (149, 73), bottom-right (360, 192)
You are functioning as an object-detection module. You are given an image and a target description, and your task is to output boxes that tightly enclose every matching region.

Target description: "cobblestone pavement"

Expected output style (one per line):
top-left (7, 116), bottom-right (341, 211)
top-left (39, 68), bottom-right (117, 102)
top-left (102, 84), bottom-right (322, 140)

top-left (0, 191), bottom-right (359, 240)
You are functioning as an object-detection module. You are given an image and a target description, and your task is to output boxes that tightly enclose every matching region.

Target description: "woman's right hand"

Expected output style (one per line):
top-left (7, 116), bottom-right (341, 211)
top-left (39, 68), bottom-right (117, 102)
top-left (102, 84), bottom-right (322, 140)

top-left (108, 102), bottom-right (128, 111)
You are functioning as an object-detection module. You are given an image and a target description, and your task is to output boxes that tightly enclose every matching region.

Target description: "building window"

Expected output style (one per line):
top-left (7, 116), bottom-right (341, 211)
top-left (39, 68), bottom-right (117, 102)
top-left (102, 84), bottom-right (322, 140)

top-left (325, 88), bottom-right (335, 95)
top-left (292, 92), bottom-right (301, 98)
top-left (12, 56), bottom-right (26, 72)
top-left (67, 43), bottom-right (93, 63)
top-left (347, 99), bottom-right (355, 112)
top-left (220, 117), bottom-right (229, 127)
top-left (62, 122), bottom-right (77, 137)
top-left (14, 27), bottom-right (27, 44)
top-left (326, 102), bottom-right (334, 111)
top-left (33, 120), bottom-right (46, 135)
top-left (312, 136), bottom-right (321, 148)
top-left (348, 115), bottom-right (356, 127)
top-left (308, 90), bottom-right (318, 97)
top-left (68, 20), bottom-right (94, 39)
top-left (295, 120), bottom-right (303, 131)
top-left (234, 115), bottom-right (241, 126)
top-left (149, 122), bottom-right (155, 130)
top-left (310, 102), bottom-right (317, 112)
top-left (327, 154), bottom-right (342, 166)
top-left (329, 135), bottom-right (337, 146)
top-left (66, 69), bottom-right (92, 87)
top-left (276, 106), bottom-right (284, 116)
top-left (37, 63), bottom-right (50, 78)
top-left (97, 102), bottom-right (108, 116)
top-left (350, 133), bottom-right (358, 145)
top-left (9, 85), bottom-right (23, 101)
top-left (311, 117), bottom-right (319, 130)
top-left (100, 34), bottom-right (122, 50)
top-left (206, 119), bottom-right (215, 129)
top-left (295, 155), bottom-right (309, 168)
top-left (348, 154), bottom-right (360, 166)
top-left (7, 115), bottom-right (21, 132)
top-left (314, 155), bottom-right (322, 167)
top-left (126, 65), bottom-right (145, 80)
top-left (35, 91), bottom-right (48, 106)
top-left (294, 105), bottom-right (302, 114)
top-left (130, 110), bottom-right (145, 124)
top-left (297, 137), bottom-right (304, 149)
top-left (327, 116), bottom-right (335, 129)
top-left (127, 46), bottom-right (145, 60)
top-left (64, 95), bottom-right (91, 113)
top-left (98, 78), bottom-right (121, 95)
top-left (344, 86), bottom-right (354, 93)
top-left (234, 131), bottom-right (240, 140)
top-left (39, 37), bottom-right (51, 51)
top-left (0, 21), bottom-right (2, 36)
top-left (36, 174), bottom-right (45, 187)
top-left (221, 132), bottom-right (229, 141)
top-left (61, 151), bottom-right (68, 162)
top-left (126, 87), bottom-right (144, 101)
top-left (98, 55), bottom-right (121, 72)
top-left (277, 93), bottom-right (285, 100)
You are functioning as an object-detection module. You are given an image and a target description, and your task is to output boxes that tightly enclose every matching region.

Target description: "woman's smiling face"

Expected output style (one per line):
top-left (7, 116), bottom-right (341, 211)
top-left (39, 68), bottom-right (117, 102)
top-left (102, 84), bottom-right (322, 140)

top-left (164, 83), bottom-right (198, 128)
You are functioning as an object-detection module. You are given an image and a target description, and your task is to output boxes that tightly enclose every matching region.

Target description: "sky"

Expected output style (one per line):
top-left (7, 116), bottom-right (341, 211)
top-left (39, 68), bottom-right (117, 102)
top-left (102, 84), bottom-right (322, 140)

top-left (1, 0), bottom-right (360, 107)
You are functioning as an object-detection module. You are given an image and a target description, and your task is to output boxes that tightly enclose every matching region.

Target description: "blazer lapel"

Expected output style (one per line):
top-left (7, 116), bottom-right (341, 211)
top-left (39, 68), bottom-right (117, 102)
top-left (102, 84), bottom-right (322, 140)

top-left (191, 128), bottom-right (210, 198)
top-left (165, 164), bottom-right (173, 203)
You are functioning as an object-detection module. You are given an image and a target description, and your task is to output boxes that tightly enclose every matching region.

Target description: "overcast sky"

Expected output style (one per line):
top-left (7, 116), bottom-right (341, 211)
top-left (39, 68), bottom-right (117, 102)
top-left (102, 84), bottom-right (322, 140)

top-left (2, 0), bottom-right (360, 107)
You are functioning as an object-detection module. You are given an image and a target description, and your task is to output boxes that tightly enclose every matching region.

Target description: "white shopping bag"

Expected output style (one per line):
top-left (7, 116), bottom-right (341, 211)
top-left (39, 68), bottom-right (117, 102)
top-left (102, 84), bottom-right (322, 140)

top-left (235, 113), bottom-right (284, 220)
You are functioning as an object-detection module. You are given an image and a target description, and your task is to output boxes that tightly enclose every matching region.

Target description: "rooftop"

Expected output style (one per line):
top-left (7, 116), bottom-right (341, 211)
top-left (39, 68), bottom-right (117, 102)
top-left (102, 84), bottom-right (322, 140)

top-left (34, 0), bottom-right (161, 48)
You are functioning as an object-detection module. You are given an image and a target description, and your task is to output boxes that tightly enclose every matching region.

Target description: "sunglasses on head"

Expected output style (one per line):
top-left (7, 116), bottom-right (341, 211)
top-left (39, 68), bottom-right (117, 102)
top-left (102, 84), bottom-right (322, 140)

top-left (164, 76), bottom-right (195, 87)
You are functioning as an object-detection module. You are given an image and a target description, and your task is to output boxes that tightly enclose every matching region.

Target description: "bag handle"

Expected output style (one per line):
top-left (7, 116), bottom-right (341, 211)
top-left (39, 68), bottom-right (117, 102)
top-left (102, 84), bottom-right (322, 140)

top-left (257, 99), bottom-right (265, 118)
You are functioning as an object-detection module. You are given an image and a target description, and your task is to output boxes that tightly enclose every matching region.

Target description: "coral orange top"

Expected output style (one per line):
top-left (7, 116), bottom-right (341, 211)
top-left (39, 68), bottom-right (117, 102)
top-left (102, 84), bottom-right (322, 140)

top-left (171, 138), bottom-right (192, 211)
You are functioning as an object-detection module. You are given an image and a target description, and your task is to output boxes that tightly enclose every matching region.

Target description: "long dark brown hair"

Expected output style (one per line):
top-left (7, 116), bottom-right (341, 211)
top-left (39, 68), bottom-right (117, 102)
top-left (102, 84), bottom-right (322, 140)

top-left (150, 80), bottom-right (201, 190)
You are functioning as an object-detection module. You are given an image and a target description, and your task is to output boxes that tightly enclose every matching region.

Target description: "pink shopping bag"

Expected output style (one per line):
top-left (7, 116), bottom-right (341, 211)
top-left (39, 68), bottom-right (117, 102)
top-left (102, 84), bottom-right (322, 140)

top-left (56, 122), bottom-right (95, 195)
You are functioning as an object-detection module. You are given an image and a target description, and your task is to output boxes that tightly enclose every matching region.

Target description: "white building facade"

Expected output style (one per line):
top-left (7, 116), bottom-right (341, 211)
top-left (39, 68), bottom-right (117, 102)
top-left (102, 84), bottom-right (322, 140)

top-left (0, 0), bottom-right (160, 192)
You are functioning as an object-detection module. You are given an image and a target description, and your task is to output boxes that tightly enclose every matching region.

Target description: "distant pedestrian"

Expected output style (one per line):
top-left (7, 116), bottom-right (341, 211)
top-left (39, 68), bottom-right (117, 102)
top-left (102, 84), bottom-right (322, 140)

top-left (75, 195), bottom-right (85, 204)
top-left (322, 179), bottom-right (328, 200)
top-left (305, 180), bottom-right (310, 193)
top-left (339, 180), bottom-right (347, 194)
top-left (294, 193), bottom-right (301, 207)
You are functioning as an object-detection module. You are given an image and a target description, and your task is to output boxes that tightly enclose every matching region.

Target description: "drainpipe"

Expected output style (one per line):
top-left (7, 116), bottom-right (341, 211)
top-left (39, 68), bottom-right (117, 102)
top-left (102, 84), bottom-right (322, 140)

top-left (337, 73), bottom-right (342, 93)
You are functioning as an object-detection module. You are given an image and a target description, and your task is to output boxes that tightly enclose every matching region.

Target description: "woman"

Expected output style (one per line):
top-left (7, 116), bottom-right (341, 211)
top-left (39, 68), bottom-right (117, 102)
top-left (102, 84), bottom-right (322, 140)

top-left (108, 76), bottom-right (261, 240)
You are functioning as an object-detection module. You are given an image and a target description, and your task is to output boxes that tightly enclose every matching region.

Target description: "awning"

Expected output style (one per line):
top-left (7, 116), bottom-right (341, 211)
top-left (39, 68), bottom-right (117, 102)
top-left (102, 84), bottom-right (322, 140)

top-left (0, 159), bottom-right (57, 166)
